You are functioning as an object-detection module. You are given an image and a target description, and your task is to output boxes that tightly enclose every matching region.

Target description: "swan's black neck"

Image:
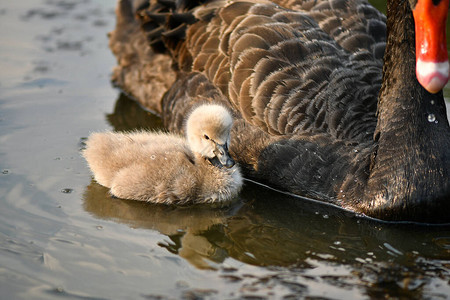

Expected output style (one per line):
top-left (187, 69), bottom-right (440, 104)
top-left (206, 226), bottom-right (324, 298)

top-left (361, 0), bottom-right (450, 222)
top-left (377, 0), bottom-right (448, 128)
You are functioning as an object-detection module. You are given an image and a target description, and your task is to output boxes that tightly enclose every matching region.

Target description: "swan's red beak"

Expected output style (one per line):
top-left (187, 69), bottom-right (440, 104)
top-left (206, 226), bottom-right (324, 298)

top-left (412, 0), bottom-right (449, 93)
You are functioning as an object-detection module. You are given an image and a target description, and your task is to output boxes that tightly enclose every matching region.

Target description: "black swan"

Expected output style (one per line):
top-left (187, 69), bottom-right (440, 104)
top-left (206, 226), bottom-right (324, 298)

top-left (108, 0), bottom-right (450, 223)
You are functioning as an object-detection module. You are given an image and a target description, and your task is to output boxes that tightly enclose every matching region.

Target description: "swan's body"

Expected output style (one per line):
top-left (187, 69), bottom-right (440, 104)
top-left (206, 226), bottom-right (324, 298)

top-left (83, 104), bottom-right (243, 206)
top-left (108, 0), bottom-right (450, 222)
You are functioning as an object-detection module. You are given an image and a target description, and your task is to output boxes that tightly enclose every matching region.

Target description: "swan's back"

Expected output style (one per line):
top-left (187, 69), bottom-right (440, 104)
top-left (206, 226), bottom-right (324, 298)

top-left (137, 0), bottom-right (386, 141)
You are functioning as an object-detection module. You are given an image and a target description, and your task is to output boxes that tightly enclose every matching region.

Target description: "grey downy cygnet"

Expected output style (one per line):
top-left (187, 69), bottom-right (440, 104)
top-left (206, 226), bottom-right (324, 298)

top-left (83, 103), bottom-right (243, 206)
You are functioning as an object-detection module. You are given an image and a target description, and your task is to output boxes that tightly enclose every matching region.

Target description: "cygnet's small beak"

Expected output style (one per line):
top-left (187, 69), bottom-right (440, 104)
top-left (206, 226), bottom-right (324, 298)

top-left (213, 143), bottom-right (235, 168)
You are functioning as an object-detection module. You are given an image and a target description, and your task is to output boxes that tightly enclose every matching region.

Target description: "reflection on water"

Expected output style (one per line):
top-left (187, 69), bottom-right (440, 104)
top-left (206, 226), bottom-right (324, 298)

top-left (83, 181), bottom-right (235, 269)
top-left (83, 93), bottom-right (450, 299)
top-left (106, 93), bottom-right (164, 132)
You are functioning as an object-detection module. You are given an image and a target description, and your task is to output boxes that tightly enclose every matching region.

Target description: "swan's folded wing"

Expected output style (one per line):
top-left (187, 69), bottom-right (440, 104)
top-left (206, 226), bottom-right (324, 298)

top-left (138, 1), bottom-right (381, 140)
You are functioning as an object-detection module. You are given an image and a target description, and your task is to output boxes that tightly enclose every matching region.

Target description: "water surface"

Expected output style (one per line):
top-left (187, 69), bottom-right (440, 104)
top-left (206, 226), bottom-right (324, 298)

top-left (0, 1), bottom-right (449, 299)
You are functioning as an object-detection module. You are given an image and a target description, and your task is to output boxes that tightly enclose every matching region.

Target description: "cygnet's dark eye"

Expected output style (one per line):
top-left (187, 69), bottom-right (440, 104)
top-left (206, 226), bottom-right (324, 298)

top-left (204, 134), bottom-right (210, 140)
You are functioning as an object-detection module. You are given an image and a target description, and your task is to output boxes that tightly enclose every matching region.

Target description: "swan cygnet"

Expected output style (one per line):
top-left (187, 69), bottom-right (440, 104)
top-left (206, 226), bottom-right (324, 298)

top-left (82, 104), bottom-right (243, 206)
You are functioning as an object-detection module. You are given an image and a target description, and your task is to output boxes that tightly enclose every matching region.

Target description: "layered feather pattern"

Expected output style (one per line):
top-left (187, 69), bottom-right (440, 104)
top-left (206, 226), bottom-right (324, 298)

top-left (138, 0), bottom-right (386, 142)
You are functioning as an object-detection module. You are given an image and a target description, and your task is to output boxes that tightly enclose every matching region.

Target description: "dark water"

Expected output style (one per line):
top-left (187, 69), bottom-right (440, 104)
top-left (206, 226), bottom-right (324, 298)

top-left (0, 1), bottom-right (450, 299)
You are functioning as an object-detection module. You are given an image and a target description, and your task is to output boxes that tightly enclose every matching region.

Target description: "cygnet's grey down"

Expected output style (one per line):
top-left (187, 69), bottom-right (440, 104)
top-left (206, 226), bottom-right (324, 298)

top-left (83, 104), bottom-right (243, 206)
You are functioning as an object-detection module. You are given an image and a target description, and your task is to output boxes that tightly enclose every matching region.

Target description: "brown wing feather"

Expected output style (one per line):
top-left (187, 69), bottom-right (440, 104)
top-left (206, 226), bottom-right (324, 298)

top-left (180, 2), bottom-right (379, 140)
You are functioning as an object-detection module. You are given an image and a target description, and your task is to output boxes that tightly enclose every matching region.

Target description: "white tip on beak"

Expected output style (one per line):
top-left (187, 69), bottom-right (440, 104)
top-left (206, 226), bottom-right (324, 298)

top-left (416, 59), bottom-right (449, 94)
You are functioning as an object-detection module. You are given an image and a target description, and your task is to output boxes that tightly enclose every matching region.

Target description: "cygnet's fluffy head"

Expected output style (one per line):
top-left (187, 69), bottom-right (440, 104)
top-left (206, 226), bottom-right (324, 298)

top-left (186, 104), bottom-right (235, 168)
